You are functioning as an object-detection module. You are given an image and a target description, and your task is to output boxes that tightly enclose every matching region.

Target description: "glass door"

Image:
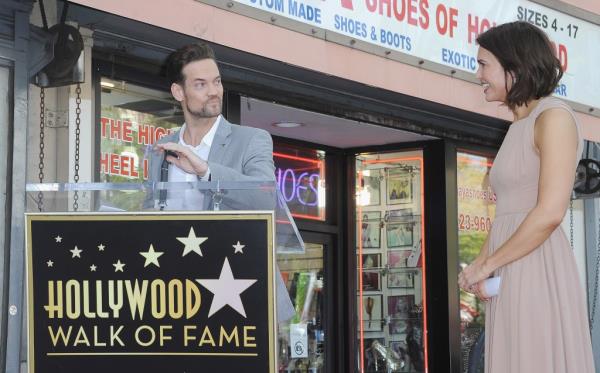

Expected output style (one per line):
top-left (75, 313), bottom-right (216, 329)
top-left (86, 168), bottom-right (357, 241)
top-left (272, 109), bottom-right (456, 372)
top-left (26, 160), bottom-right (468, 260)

top-left (456, 151), bottom-right (496, 373)
top-left (355, 150), bottom-right (427, 373)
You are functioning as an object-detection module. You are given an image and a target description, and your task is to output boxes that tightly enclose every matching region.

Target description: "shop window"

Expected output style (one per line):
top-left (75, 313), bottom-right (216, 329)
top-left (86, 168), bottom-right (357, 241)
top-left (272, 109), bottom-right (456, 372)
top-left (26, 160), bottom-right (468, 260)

top-left (456, 151), bottom-right (495, 372)
top-left (98, 78), bottom-right (180, 208)
top-left (277, 242), bottom-right (326, 371)
top-left (355, 150), bottom-right (427, 373)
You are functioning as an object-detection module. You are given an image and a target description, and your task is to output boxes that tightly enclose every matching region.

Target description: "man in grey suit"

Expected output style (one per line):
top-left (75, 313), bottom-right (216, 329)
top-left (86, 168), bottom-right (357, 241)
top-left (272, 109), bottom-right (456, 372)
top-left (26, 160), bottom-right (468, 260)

top-left (147, 43), bottom-right (275, 210)
top-left (148, 42), bottom-right (294, 321)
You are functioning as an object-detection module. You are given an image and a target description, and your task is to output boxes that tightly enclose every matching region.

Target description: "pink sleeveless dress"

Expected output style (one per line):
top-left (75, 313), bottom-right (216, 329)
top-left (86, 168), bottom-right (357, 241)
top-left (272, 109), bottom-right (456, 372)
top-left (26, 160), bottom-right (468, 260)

top-left (485, 97), bottom-right (595, 373)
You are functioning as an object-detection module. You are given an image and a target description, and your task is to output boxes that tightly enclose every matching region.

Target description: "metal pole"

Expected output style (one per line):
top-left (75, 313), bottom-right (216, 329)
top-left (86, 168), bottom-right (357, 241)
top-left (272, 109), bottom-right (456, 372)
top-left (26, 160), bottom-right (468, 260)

top-left (4, 2), bottom-right (35, 373)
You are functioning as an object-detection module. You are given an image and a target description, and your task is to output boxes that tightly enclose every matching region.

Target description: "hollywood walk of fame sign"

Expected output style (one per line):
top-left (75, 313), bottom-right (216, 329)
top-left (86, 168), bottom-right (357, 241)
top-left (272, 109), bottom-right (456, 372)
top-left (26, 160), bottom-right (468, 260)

top-left (25, 212), bottom-right (276, 373)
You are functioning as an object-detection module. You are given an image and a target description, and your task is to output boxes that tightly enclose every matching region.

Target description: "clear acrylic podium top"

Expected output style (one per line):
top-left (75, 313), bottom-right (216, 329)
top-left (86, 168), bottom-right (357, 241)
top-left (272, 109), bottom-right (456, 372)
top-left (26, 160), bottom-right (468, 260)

top-left (25, 181), bottom-right (305, 254)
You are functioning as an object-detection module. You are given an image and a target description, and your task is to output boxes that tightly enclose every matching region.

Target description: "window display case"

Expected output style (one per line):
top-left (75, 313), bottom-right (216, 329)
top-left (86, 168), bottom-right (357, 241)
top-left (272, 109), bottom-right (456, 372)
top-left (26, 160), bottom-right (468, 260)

top-left (355, 150), bottom-right (427, 373)
top-left (277, 243), bottom-right (326, 372)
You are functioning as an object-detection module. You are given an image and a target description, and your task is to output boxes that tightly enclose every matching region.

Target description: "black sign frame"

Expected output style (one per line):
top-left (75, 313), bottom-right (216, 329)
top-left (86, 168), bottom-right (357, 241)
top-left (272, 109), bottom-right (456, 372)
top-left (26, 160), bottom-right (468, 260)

top-left (26, 212), bottom-right (276, 373)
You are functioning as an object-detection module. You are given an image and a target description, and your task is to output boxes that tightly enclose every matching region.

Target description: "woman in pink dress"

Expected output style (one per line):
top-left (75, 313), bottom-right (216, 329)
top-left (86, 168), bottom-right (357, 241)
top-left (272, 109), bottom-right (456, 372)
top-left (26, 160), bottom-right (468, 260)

top-left (458, 21), bottom-right (595, 372)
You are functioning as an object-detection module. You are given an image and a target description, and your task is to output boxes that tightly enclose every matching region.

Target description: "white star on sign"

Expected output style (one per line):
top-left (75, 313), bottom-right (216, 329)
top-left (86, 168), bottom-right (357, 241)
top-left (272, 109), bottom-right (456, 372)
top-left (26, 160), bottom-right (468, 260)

top-left (233, 241), bottom-right (245, 254)
top-left (55, 235), bottom-right (62, 243)
top-left (47, 260), bottom-right (54, 267)
top-left (90, 264), bottom-right (97, 272)
top-left (176, 227), bottom-right (208, 257)
top-left (98, 243), bottom-right (105, 251)
top-left (70, 246), bottom-right (82, 258)
top-left (140, 244), bottom-right (164, 268)
top-left (196, 257), bottom-right (257, 318)
top-left (113, 260), bottom-right (125, 272)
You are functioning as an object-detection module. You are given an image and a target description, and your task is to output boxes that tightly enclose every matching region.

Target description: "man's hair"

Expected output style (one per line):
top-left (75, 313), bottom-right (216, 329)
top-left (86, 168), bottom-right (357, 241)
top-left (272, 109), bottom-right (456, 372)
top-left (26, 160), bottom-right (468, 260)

top-left (165, 43), bottom-right (217, 85)
top-left (476, 21), bottom-right (562, 110)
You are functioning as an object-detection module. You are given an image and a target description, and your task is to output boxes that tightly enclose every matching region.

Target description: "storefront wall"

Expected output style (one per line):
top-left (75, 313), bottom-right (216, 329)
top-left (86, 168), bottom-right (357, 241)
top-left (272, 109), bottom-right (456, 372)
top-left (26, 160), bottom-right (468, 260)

top-left (1, 1), bottom-right (598, 373)
top-left (68, 0), bottom-right (600, 142)
top-left (558, 0), bottom-right (600, 15)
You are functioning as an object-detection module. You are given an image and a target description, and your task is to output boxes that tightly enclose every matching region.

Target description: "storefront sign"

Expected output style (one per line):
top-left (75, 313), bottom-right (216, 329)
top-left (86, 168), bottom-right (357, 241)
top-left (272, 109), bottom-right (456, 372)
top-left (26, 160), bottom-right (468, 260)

top-left (274, 151), bottom-right (326, 221)
top-left (26, 213), bottom-right (276, 373)
top-left (203, 0), bottom-right (600, 111)
top-left (99, 107), bottom-right (180, 182)
top-left (457, 153), bottom-right (496, 234)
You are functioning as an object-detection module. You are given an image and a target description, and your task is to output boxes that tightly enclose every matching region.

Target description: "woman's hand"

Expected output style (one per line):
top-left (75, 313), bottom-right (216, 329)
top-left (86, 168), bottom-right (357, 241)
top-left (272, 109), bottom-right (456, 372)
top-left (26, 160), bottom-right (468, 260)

top-left (155, 142), bottom-right (208, 177)
top-left (459, 270), bottom-right (490, 301)
top-left (458, 260), bottom-right (493, 295)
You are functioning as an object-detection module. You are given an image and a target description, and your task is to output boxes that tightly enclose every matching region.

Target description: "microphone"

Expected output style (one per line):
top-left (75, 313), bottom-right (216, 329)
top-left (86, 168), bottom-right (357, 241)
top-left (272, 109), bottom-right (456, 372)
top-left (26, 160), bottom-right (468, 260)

top-left (158, 154), bottom-right (169, 210)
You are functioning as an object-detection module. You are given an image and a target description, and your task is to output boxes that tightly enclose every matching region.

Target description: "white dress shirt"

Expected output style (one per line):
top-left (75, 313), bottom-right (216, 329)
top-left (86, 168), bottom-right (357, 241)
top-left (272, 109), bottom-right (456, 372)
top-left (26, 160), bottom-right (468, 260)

top-left (164, 116), bottom-right (221, 210)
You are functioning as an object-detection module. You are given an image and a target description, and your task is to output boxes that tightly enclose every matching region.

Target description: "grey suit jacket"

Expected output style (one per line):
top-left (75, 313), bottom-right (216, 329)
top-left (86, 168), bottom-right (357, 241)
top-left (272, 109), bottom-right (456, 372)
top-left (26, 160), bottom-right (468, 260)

top-left (146, 118), bottom-right (276, 210)
top-left (146, 118), bottom-right (294, 321)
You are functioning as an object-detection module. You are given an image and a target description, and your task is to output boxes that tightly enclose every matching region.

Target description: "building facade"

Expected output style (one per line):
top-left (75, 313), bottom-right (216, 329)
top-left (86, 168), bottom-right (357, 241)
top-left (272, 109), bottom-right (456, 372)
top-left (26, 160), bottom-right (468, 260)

top-left (1, 0), bottom-right (599, 372)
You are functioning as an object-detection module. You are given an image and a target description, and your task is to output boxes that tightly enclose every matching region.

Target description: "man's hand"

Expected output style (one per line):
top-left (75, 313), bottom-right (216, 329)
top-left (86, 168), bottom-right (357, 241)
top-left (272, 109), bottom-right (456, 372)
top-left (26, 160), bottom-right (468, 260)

top-left (155, 142), bottom-right (208, 177)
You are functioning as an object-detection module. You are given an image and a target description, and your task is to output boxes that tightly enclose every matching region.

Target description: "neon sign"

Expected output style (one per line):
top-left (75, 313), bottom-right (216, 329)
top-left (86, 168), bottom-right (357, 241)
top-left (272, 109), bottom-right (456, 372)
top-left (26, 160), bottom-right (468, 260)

top-left (276, 169), bottom-right (319, 206)
top-left (274, 152), bottom-right (325, 221)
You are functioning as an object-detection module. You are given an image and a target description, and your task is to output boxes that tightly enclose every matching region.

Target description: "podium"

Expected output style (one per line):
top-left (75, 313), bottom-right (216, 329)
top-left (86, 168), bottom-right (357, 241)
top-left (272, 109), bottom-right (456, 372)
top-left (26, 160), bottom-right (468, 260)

top-left (24, 181), bottom-right (303, 373)
top-left (27, 180), bottom-right (304, 253)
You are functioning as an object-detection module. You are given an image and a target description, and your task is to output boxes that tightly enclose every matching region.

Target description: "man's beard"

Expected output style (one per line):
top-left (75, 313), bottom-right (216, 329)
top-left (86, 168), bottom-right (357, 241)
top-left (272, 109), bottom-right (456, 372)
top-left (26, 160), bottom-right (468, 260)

top-left (186, 99), bottom-right (222, 119)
